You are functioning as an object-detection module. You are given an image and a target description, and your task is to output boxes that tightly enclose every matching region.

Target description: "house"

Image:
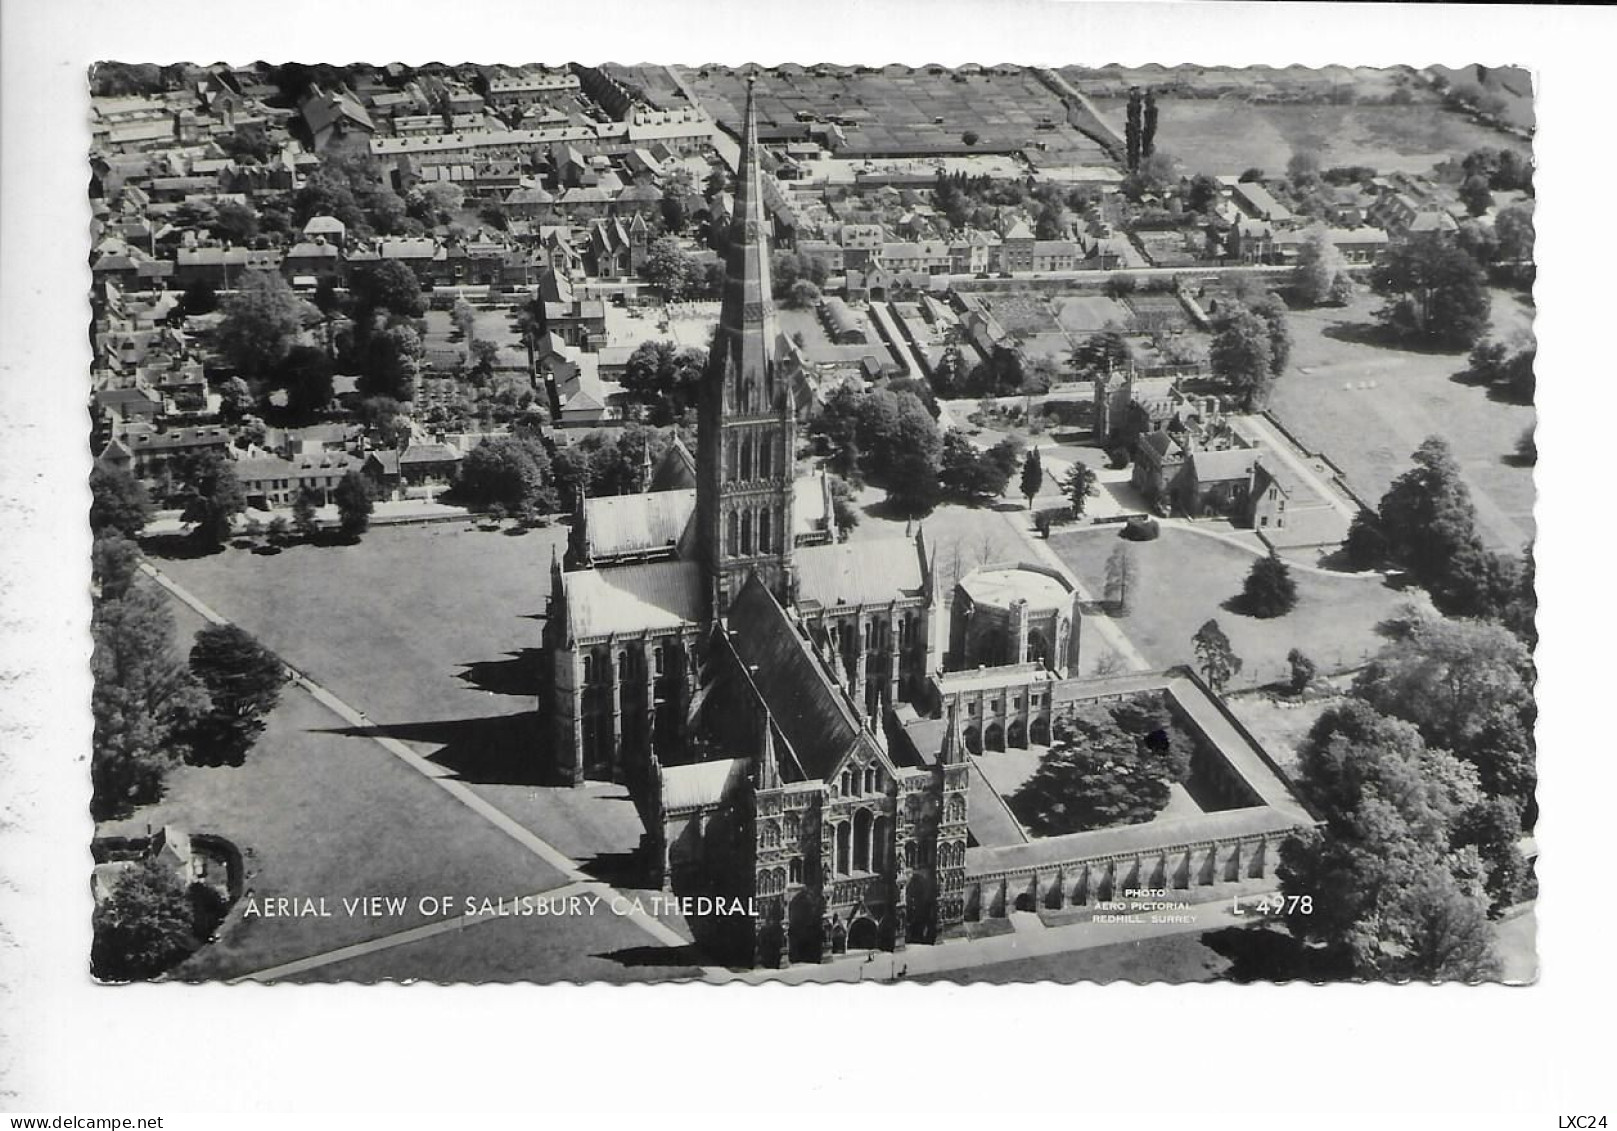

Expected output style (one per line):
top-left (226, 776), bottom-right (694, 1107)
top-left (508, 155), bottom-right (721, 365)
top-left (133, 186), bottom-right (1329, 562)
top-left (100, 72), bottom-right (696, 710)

top-left (99, 423), bottom-right (233, 493)
top-left (818, 298), bottom-right (868, 344)
top-left (303, 215), bottom-right (348, 248)
top-left (398, 443), bottom-right (463, 493)
top-left (1174, 447), bottom-right (1258, 518)
top-left (1231, 181), bottom-right (1295, 226)
top-left (300, 84), bottom-right (376, 154)
top-left (234, 452), bottom-right (360, 509)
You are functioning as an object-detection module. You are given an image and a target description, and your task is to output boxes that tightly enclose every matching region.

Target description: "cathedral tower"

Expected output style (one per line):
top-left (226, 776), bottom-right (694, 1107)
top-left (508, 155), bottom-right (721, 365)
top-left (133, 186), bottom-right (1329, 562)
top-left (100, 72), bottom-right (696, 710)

top-left (696, 77), bottom-right (798, 619)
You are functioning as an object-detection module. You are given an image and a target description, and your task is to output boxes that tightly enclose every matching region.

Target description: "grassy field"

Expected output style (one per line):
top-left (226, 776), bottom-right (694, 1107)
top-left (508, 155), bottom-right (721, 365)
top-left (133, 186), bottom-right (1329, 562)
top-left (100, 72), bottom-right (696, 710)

top-left (1047, 525), bottom-right (1408, 685)
top-left (285, 903), bottom-right (707, 984)
top-left (123, 523), bottom-right (720, 978)
top-left (99, 686), bottom-right (568, 980)
top-left (1090, 96), bottom-right (1518, 176)
top-left (917, 929), bottom-right (1231, 983)
top-left (1270, 287), bottom-right (1536, 551)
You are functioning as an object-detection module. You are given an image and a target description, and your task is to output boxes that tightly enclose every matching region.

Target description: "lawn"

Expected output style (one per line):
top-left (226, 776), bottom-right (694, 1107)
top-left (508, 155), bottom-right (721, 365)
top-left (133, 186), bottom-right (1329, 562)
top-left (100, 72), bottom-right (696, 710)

top-left (128, 522), bottom-right (716, 976)
top-left (285, 901), bottom-right (707, 985)
top-left (1089, 96), bottom-right (1518, 176)
top-left (917, 929), bottom-right (1231, 983)
top-left (1046, 525), bottom-right (1408, 685)
top-left (99, 688), bottom-right (568, 980)
top-left (1270, 287), bottom-right (1536, 551)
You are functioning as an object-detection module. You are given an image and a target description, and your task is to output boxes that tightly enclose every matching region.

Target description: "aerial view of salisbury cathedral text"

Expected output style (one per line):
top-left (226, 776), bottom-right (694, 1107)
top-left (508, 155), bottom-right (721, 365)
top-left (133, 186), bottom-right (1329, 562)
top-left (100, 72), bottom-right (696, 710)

top-left (86, 60), bottom-right (1537, 984)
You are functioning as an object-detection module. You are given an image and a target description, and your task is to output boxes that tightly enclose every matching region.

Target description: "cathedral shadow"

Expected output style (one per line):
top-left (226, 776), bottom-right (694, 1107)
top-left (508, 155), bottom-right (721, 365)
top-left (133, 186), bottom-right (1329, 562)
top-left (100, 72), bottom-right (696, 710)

top-left (590, 943), bottom-right (716, 970)
top-left (317, 711), bottom-right (560, 786)
top-left (456, 649), bottom-right (544, 698)
top-left (1202, 924), bottom-right (1352, 984)
top-left (576, 849), bottom-right (649, 889)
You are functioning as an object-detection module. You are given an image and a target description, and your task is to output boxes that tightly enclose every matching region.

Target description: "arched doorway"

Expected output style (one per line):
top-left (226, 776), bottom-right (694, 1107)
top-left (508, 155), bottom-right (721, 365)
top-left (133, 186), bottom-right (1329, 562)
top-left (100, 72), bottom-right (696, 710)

top-left (1027, 628), bottom-right (1051, 669)
top-left (1007, 719), bottom-right (1027, 748)
top-left (964, 725), bottom-right (981, 755)
top-left (847, 915), bottom-right (879, 952)
top-left (1030, 716), bottom-right (1050, 745)
top-left (985, 722), bottom-right (1004, 752)
top-left (905, 873), bottom-right (935, 944)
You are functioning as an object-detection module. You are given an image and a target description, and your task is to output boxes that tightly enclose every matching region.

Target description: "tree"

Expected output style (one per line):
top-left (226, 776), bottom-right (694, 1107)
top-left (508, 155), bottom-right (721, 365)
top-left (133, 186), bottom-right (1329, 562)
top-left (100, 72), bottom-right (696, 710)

top-left (91, 859), bottom-right (201, 982)
top-left (209, 199), bottom-right (260, 246)
top-left (1141, 90), bottom-right (1158, 158)
top-left (92, 585), bottom-right (210, 818)
top-left (215, 271), bottom-right (304, 379)
top-left (1124, 88), bottom-right (1143, 172)
top-left (1062, 461), bottom-right (1099, 517)
top-left (1185, 174), bottom-right (1222, 214)
top-left (354, 319), bottom-right (423, 403)
top-left (176, 452), bottom-right (245, 548)
top-left (1287, 149), bottom-right (1322, 187)
top-left (1192, 619), bottom-right (1241, 692)
top-left (92, 528), bottom-right (143, 598)
top-left (266, 516), bottom-right (292, 548)
top-left (786, 278), bottom-right (822, 309)
top-left (1104, 543), bottom-right (1138, 614)
top-left (1351, 616), bottom-right (1534, 775)
top-left (1007, 702), bottom-right (1180, 836)
top-left (1294, 228), bottom-right (1349, 306)
top-left (880, 391), bottom-right (943, 512)
top-left (1241, 550), bottom-right (1298, 617)
top-left (292, 486), bottom-right (322, 540)
top-left (1375, 436), bottom-right (1490, 608)
top-left (1452, 798), bottom-right (1529, 914)
top-left (961, 129), bottom-right (980, 147)
top-left (1209, 307), bottom-right (1274, 410)
top-left (939, 431), bottom-right (1009, 504)
top-left (276, 345), bottom-right (336, 421)
top-left (348, 260), bottom-right (424, 320)
top-left (1494, 204), bottom-right (1534, 263)
top-left (1371, 238), bottom-right (1491, 348)
top-left (1069, 328), bottom-right (1134, 384)
top-left (334, 470), bottom-right (376, 540)
top-left (1019, 445), bottom-right (1044, 509)
top-left (189, 622), bottom-right (285, 763)
top-left (1102, 273), bottom-right (1138, 299)
top-left (180, 278), bottom-right (218, 316)
top-left (1459, 174), bottom-right (1494, 217)
top-left (91, 465), bottom-right (153, 538)
top-left (641, 236), bottom-right (695, 299)
top-left (621, 341), bottom-right (705, 424)
top-left (455, 435), bottom-right (559, 513)
top-left (1286, 648), bottom-right (1316, 695)
top-left (826, 474), bottom-right (861, 538)
top-left (452, 297), bottom-right (477, 341)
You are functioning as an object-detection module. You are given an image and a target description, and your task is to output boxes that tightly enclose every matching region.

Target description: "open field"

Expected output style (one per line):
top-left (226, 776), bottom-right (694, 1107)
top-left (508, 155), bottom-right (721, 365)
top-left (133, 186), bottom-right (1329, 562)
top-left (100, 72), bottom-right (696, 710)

top-left (687, 65), bottom-right (1110, 160)
top-left (1269, 287), bottom-right (1536, 550)
top-left (1088, 95), bottom-right (1522, 176)
top-left (915, 928), bottom-right (1230, 983)
top-left (286, 902), bottom-right (707, 984)
top-left (99, 687), bottom-right (568, 980)
top-left (1046, 525), bottom-right (1407, 685)
top-left (127, 523), bottom-right (719, 975)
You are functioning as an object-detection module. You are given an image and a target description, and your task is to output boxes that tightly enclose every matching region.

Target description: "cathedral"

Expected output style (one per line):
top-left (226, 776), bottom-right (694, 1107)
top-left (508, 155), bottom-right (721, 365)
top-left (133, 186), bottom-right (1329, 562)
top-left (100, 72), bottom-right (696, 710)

top-left (540, 80), bottom-right (952, 964)
top-left (539, 82), bottom-right (1318, 969)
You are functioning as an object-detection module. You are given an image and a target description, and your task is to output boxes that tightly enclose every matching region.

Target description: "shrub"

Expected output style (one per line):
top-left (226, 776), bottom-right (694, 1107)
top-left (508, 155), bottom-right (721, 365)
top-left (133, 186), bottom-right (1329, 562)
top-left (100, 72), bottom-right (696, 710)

top-left (1121, 516), bottom-right (1160, 541)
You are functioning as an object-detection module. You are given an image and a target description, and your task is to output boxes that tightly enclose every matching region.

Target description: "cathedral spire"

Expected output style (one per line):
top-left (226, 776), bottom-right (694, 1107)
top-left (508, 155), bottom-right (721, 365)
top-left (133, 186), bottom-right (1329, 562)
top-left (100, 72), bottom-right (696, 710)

top-left (694, 75), bottom-right (798, 620)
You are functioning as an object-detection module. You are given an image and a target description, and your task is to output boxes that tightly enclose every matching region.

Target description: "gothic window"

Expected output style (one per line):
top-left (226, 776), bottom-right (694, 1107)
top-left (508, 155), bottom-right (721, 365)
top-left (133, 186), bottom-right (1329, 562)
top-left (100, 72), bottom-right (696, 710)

top-left (841, 768), bottom-right (854, 797)
top-left (853, 809), bottom-right (872, 872)
top-left (759, 509), bottom-right (772, 555)
top-left (617, 651), bottom-right (628, 680)
top-left (727, 511), bottom-right (739, 557)
top-left (740, 510), bottom-right (753, 555)
top-left (872, 815), bottom-right (889, 871)
top-left (946, 795), bottom-right (965, 823)
top-left (653, 646), bottom-right (665, 676)
top-left (582, 655), bottom-right (593, 682)
top-left (904, 842), bottom-right (915, 869)
top-left (784, 812), bottom-right (799, 840)
top-left (863, 765), bottom-right (876, 794)
top-left (762, 822), bottom-right (780, 849)
top-left (835, 822), bottom-right (851, 876)
top-left (759, 438), bottom-right (771, 478)
top-left (788, 857), bottom-right (803, 885)
top-left (740, 435), bottom-right (753, 480)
